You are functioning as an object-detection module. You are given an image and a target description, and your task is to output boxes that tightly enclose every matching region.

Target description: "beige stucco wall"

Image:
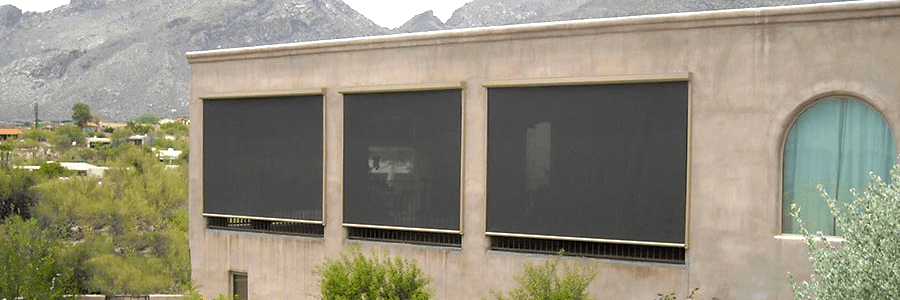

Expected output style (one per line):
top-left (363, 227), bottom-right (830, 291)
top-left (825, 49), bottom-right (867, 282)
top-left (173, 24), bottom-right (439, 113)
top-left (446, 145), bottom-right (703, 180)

top-left (187, 1), bottom-right (900, 299)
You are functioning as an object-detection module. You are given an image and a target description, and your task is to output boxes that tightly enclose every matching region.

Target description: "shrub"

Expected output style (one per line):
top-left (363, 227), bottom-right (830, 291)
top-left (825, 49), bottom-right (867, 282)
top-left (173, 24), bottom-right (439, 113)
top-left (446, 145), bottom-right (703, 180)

top-left (0, 215), bottom-right (79, 300)
top-left (315, 249), bottom-right (433, 300)
top-left (486, 253), bottom-right (598, 300)
top-left (655, 288), bottom-right (701, 300)
top-left (0, 169), bottom-right (38, 221)
top-left (37, 161), bottom-right (71, 179)
top-left (787, 164), bottom-right (900, 300)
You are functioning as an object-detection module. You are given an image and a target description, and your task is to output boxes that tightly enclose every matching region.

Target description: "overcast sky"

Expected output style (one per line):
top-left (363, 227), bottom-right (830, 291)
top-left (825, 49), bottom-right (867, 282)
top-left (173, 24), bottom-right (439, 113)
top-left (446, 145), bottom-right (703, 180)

top-left (0, 0), bottom-right (473, 29)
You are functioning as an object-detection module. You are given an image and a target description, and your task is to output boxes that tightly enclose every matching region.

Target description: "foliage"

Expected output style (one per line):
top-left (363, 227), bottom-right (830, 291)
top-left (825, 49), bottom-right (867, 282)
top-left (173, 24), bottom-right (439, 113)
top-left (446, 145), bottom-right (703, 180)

top-left (787, 164), bottom-right (900, 300)
top-left (36, 161), bottom-right (71, 179)
top-left (0, 215), bottom-right (79, 300)
top-left (52, 125), bottom-right (86, 149)
top-left (655, 288), bottom-right (701, 300)
top-left (133, 113), bottom-right (160, 125)
top-left (34, 145), bottom-right (190, 294)
top-left (0, 144), bottom-right (10, 168)
top-left (485, 253), bottom-right (598, 300)
top-left (0, 169), bottom-right (38, 221)
top-left (159, 122), bottom-right (189, 136)
top-left (21, 128), bottom-right (54, 143)
top-left (125, 121), bottom-right (153, 135)
top-left (72, 102), bottom-right (92, 128)
top-left (316, 249), bottom-right (433, 300)
top-left (111, 127), bottom-right (135, 147)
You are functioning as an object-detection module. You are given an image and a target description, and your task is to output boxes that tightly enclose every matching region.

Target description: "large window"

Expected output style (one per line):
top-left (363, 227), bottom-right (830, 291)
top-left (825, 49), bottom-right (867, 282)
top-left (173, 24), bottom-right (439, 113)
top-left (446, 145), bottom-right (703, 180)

top-left (783, 96), bottom-right (896, 235)
top-left (487, 80), bottom-right (689, 246)
top-left (343, 89), bottom-right (462, 233)
top-left (203, 95), bottom-right (324, 223)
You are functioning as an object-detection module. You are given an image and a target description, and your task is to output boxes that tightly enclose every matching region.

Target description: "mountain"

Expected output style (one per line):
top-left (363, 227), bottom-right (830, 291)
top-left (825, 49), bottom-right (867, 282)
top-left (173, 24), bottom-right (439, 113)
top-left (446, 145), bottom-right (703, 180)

top-left (444, 0), bottom-right (590, 28)
top-left (0, 0), bottom-right (387, 122)
top-left (1, 0), bottom-right (849, 121)
top-left (396, 10), bottom-right (446, 33)
top-left (443, 0), bottom-right (848, 28)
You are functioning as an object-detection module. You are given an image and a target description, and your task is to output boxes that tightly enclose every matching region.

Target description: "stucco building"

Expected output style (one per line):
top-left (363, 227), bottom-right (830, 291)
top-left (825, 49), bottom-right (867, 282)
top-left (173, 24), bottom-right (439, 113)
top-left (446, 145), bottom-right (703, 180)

top-left (187, 1), bottom-right (900, 299)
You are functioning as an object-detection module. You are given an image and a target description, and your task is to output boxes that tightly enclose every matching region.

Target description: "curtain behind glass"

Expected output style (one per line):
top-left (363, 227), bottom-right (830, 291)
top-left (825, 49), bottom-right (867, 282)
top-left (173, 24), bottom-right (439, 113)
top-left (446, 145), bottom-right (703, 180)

top-left (783, 97), bottom-right (897, 235)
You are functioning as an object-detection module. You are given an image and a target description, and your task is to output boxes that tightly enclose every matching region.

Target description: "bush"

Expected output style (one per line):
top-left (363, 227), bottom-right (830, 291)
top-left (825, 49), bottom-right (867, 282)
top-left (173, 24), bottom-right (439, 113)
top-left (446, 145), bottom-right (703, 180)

top-left (486, 253), bottom-right (598, 300)
top-left (655, 288), bottom-right (701, 300)
top-left (0, 215), bottom-right (79, 300)
top-left (37, 161), bottom-right (71, 179)
top-left (316, 249), bottom-right (433, 300)
top-left (0, 169), bottom-right (38, 221)
top-left (787, 164), bottom-right (900, 300)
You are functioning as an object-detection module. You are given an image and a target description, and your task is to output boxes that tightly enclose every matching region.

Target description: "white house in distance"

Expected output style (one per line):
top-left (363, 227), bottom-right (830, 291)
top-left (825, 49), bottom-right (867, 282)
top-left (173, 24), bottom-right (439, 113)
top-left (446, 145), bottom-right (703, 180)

top-left (156, 148), bottom-right (183, 162)
top-left (19, 162), bottom-right (109, 177)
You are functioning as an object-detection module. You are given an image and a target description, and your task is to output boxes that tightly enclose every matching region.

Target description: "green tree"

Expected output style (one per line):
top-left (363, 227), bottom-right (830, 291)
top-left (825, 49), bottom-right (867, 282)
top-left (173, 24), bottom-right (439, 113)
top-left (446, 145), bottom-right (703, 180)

top-left (34, 145), bottom-right (191, 294)
top-left (133, 113), bottom-right (160, 125)
top-left (159, 122), bottom-right (189, 137)
top-left (0, 144), bottom-right (11, 169)
top-left (787, 164), bottom-right (900, 299)
top-left (0, 215), bottom-right (79, 300)
top-left (316, 249), bottom-right (433, 300)
top-left (72, 102), bottom-right (92, 128)
top-left (36, 161), bottom-right (71, 179)
top-left (51, 125), bottom-right (85, 149)
top-left (21, 128), bottom-right (54, 143)
top-left (0, 169), bottom-right (38, 221)
top-left (125, 121), bottom-right (153, 135)
top-left (486, 253), bottom-right (598, 300)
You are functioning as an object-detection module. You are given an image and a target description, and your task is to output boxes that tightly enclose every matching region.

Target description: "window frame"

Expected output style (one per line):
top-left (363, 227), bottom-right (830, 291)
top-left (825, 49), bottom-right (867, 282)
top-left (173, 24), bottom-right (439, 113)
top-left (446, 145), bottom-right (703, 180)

top-left (200, 88), bottom-right (328, 226)
top-left (482, 73), bottom-right (693, 248)
top-left (338, 82), bottom-right (467, 235)
top-left (779, 93), bottom-right (898, 236)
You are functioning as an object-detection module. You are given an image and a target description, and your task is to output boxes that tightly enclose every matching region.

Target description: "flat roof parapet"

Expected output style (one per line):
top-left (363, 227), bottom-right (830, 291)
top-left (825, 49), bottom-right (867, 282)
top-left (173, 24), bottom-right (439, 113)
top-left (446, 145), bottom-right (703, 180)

top-left (185, 0), bottom-right (900, 64)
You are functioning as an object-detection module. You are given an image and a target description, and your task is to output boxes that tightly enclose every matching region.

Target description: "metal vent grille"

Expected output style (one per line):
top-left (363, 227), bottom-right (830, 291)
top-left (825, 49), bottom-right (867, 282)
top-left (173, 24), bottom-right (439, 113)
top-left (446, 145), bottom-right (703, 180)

top-left (490, 236), bottom-right (685, 264)
top-left (347, 227), bottom-right (461, 247)
top-left (207, 217), bottom-right (324, 237)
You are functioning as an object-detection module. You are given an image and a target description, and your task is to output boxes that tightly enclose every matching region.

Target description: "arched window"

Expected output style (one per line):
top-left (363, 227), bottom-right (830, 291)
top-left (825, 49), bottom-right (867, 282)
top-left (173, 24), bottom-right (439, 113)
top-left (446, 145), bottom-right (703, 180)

top-left (783, 96), bottom-right (896, 235)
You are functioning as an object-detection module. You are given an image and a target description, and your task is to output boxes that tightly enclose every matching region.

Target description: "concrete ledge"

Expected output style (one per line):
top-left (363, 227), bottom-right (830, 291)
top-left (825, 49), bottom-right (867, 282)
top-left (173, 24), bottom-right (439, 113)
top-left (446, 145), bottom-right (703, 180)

top-left (185, 0), bottom-right (900, 63)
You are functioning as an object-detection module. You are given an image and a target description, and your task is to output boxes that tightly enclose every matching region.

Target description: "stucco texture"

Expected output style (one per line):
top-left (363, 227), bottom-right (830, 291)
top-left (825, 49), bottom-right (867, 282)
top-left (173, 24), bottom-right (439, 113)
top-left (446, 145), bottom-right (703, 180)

top-left (187, 1), bottom-right (900, 299)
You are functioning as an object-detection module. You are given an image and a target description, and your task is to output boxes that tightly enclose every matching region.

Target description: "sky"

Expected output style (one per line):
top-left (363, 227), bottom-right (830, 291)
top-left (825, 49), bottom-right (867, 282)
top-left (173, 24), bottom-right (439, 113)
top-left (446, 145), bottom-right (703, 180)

top-left (0, 0), bottom-right (473, 29)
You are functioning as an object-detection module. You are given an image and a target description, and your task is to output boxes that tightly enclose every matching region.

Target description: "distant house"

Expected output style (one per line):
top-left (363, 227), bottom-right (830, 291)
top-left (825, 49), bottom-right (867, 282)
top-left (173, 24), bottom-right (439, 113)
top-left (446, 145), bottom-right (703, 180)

top-left (156, 148), bottom-right (183, 162)
top-left (86, 137), bottom-right (112, 148)
top-left (19, 162), bottom-right (109, 177)
top-left (84, 122), bottom-right (100, 132)
top-left (160, 117), bottom-right (190, 126)
top-left (128, 134), bottom-right (151, 146)
top-left (0, 129), bottom-right (22, 142)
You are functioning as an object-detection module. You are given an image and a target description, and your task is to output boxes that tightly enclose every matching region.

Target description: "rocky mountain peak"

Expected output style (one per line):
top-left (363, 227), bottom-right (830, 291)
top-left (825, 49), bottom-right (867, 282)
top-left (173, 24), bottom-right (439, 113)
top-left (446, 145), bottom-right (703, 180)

top-left (396, 10), bottom-right (446, 33)
top-left (0, 5), bottom-right (22, 27)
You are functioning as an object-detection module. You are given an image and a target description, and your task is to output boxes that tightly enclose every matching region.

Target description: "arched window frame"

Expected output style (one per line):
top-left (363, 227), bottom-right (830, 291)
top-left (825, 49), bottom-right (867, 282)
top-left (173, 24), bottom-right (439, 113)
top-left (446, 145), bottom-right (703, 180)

top-left (781, 94), bottom-right (898, 236)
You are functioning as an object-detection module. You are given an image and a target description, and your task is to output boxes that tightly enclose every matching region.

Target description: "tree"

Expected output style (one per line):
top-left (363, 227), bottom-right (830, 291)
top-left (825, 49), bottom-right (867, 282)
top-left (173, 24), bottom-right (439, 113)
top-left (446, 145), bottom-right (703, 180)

top-left (0, 144), bottom-right (11, 169)
top-left (125, 121), bottom-right (153, 135)
top-left (51, 125), bottom-right (85, 149)
top-left (0, 215), bottom-right (79, 300)
top-left (0, 169), bottom-right (38, 221)
top-left (133, 113), bottom-right (160, 125)
top-left (34, 145), bottom-right (191, 294)
top-left (36, 161), bottom-right (70, 179)
top-left (72, 102), bottom-right (92, 128)
top-left (787, 163), bottom-right (900, 299)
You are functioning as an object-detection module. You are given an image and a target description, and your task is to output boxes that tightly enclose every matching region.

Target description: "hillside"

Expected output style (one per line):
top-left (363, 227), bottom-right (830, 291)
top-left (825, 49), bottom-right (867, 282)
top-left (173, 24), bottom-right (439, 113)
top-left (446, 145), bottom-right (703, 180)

top-left (0, 0), bottom-right (386, 121)
top-left (0, 0), bottom-right (848, 121)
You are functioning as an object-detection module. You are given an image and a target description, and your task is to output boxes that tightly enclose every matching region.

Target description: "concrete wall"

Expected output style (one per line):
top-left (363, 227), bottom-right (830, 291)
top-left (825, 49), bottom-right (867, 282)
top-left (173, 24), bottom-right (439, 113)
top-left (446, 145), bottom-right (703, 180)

top-left (187, 1), bottom-right (900, 299)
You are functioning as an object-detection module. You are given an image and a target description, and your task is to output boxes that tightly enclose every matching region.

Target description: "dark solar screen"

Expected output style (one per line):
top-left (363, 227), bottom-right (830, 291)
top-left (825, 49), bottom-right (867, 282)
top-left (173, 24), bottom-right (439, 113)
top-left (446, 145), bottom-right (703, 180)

top-left (203, 96), bottom-right (323, 221)
top-left (487, 82), bottom-right (688, 244)
top-left (344, 90), bottom-right (461, 231)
